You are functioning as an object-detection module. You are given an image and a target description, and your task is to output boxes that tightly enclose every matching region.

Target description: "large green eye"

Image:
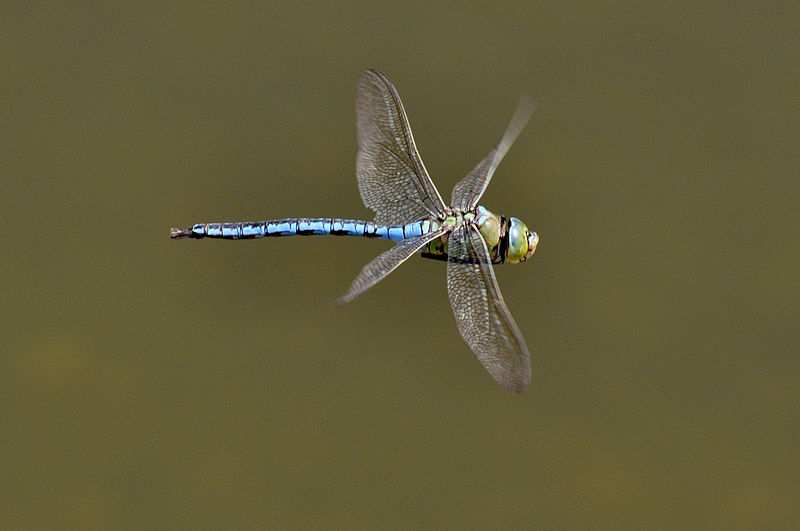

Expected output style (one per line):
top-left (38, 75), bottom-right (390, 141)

top-left (507, 217), bottom-right (529, 264)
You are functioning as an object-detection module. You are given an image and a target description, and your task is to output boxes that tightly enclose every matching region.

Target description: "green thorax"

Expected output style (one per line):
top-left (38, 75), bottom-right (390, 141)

top-left (421, 206), bottom-right (507, 264)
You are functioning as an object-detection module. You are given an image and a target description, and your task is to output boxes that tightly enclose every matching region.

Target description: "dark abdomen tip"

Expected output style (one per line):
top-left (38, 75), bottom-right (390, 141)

top-left (170, 227), bottom-right (195, 239)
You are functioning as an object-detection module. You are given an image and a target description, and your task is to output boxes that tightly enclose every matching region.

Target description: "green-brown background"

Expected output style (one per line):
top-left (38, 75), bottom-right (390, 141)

top-left (2, 2), bottom-right (798, 530)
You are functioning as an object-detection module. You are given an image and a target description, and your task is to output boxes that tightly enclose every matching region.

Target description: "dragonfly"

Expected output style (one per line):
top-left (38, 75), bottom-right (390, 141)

top-left (171, 69), bottom-right (539, 392)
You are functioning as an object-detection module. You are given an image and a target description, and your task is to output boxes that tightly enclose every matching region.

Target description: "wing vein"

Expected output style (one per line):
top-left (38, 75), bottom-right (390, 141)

top-left (446, 223), bottom-right (531, 392)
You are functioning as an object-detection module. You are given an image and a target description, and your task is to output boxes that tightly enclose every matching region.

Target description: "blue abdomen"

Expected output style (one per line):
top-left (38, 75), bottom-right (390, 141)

top-left (186, 218), bottom-right (434, 241)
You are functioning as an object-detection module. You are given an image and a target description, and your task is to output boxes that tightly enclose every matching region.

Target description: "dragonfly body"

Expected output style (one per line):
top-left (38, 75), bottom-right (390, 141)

top-left (171, 69), bottom-right (540, 392)
top-left (171, 205), bottom-right (537, 266)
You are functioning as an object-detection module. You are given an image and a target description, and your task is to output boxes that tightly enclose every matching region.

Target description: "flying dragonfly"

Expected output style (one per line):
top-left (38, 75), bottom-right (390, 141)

top-left (171, 69), bottom-right (539, 392)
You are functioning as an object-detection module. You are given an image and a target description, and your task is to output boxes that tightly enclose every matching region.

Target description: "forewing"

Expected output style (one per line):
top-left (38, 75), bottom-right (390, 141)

top-left (446, 223), bottom-right (531, 392)
top-left (339, 229), bottom-right (447, 304)
top-left (356, 69), bottom-right (447, 225)
top-left (451, 97), bottom-right (535, 211)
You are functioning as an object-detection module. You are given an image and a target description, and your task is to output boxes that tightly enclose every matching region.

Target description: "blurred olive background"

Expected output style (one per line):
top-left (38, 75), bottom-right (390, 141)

top-left (2, 2), bottom-right (799, 530)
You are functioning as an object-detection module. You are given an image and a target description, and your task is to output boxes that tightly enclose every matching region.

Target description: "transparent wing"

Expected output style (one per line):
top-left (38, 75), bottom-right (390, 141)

top-left (356, 69), bottom-right (448, 225)
top-left (451, 97), bottom-right (535, 211)
top-left (446, 223), bottom-right (531, 392)
top-left (339, 229), bottom-right (447, 304)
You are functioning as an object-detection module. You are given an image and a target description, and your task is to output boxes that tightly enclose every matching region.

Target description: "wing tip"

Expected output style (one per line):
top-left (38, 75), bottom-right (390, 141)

top-left (359, 68), bottom-right (386, 86)
top-left (336, 293), bottom-right (354, 305)
top-left (501, 374), bottom-right (531, 394)
top-left (494, 357), bottom-right (532, 393)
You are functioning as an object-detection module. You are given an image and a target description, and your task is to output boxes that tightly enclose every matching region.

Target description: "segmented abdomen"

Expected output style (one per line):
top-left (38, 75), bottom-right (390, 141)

top-left (187, 218), bottom-right (436, 241)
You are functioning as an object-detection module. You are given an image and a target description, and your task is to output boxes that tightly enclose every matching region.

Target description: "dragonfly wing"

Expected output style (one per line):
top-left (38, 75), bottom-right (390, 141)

top-left (446, 223), bottom-right (531, 392)
top-left (339, 229), bottom-right (447, 304)
top-left (451, 97), bottom-right (535, 211)
top-left (356, 69), bottom-right (448, 225)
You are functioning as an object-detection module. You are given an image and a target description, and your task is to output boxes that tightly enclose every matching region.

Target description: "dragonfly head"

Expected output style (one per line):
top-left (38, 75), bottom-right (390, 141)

top-left (506, 217), bottom-right (538, 264)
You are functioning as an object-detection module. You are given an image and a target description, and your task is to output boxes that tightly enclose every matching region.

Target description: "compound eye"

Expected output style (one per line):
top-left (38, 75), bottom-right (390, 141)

top-left (507, 218), bottom-right (529, 264)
